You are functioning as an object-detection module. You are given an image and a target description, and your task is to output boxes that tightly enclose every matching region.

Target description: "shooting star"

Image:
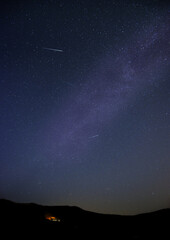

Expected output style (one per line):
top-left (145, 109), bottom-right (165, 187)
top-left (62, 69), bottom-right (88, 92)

top-left (89, 134), bottom-right (99, 139)
top-left (43, 47), bottom-right (63, 52)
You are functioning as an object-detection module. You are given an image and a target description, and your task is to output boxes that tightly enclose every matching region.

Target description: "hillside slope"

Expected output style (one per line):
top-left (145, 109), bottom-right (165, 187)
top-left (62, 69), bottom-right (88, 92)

top-left (0, 199), bottom-right (169, 239)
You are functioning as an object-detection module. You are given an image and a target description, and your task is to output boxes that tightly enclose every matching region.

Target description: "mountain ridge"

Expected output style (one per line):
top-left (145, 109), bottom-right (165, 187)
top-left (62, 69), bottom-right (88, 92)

top-left (0, 199), bottom-right (169, 239)
top-left (1, 198), bottom-right (170, 216)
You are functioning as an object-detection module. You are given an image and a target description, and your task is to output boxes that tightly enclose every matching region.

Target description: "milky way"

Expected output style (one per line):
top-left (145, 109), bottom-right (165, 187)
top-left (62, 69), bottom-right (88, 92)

top-left (43, 15), bottom-right (169, 165)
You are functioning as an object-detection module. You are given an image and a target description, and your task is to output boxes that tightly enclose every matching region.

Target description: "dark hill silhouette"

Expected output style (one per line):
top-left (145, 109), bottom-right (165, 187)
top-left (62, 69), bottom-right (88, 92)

top-left (0, 199), bottom-right (169, 239)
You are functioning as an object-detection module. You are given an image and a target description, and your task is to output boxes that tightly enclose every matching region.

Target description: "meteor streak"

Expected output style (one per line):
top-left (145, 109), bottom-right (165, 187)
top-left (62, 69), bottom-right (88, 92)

top-left (89, 135), bottom-right (99, 139)
top-left (43, 47), bottom-right (63, 52)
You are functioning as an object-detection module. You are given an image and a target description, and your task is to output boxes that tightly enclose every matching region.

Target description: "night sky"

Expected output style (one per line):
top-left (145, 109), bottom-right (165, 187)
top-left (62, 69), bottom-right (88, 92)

top-left (0, 0), bottom-right (170, 215)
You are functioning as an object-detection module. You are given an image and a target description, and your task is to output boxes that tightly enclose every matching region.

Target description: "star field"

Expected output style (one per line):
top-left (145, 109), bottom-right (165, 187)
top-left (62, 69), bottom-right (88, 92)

top-left (0, 0), bottom-right (170, 214)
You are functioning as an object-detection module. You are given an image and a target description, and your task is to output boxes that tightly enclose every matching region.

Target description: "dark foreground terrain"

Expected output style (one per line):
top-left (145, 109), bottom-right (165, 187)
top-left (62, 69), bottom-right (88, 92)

top-left (0, 199), bottom-right (169, 239)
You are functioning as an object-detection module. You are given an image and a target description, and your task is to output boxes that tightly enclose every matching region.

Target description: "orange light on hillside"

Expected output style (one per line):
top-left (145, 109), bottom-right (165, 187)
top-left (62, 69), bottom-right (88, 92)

top-left (45, 215), bottom-right (61, 222)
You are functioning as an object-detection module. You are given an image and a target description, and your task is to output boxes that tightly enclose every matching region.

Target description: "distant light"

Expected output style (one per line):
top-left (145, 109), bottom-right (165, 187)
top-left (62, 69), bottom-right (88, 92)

top-left (45, 215), bottom-right (61, 222)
